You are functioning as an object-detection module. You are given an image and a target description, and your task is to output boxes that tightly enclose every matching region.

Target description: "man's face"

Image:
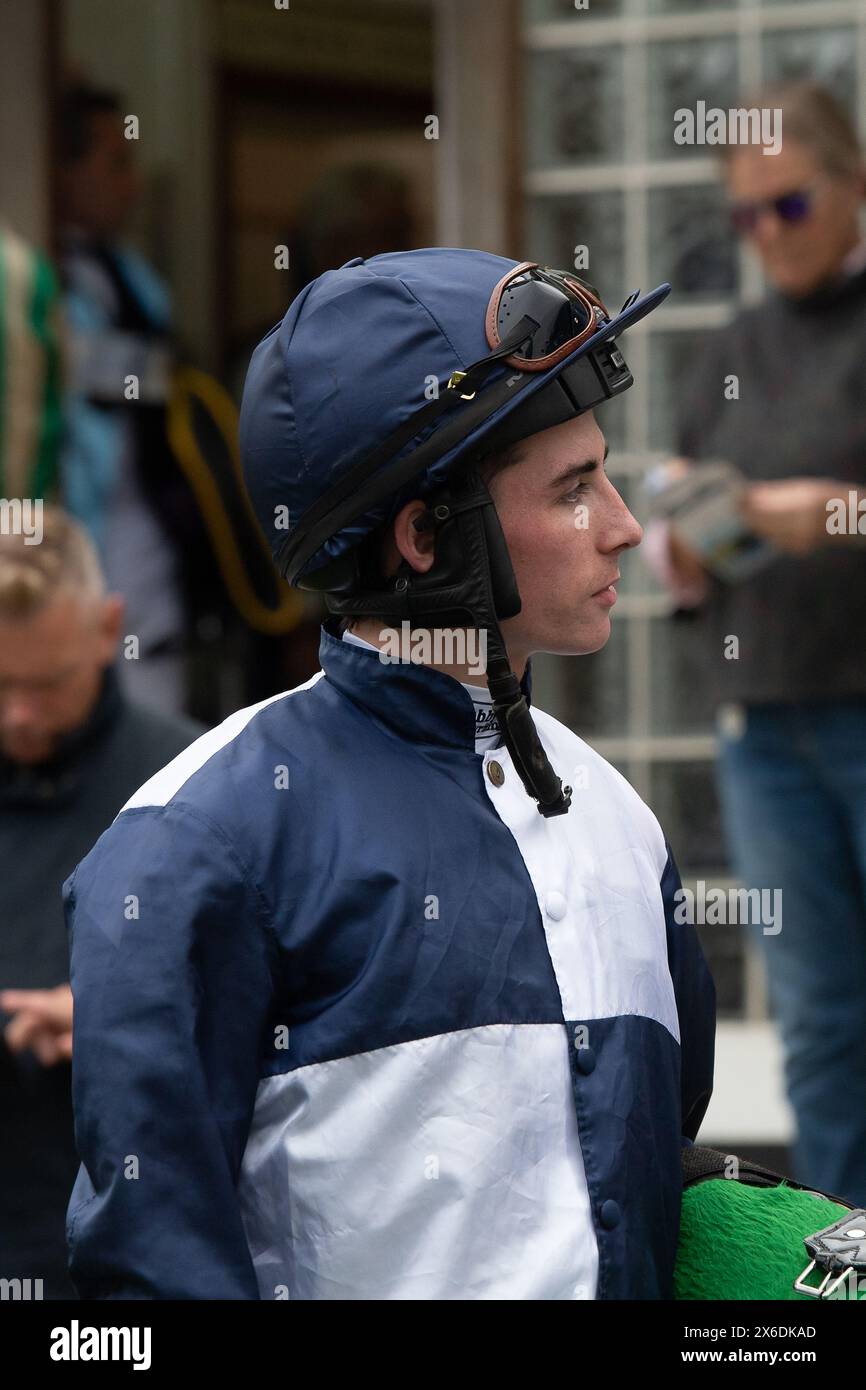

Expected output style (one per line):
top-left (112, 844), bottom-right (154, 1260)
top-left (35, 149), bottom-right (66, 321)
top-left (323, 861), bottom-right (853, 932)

top-left (60, 111), bottom-right (141, 240)
top-left (0, 592), bottom-right (121, 765)
top-left (725, 139), bottom-right (864, 297)
top-left (487, 411), bottom-right (642, 663)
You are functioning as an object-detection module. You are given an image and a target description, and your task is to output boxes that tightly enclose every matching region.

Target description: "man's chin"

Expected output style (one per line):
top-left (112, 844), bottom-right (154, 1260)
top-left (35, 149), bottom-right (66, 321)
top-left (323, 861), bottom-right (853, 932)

top-left (539, 616), bottom-right (612, 657)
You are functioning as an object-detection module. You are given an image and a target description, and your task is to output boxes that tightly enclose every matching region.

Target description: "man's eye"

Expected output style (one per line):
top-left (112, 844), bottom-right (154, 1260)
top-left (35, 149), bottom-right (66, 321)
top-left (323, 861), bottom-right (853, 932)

top-left (564, 482), bottom-right (589, 503)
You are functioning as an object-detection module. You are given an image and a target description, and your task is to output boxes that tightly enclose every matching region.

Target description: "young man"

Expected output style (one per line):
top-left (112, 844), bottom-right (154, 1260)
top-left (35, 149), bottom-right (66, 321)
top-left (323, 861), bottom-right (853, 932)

top-left (65, 248), bottom-right (715, 1300)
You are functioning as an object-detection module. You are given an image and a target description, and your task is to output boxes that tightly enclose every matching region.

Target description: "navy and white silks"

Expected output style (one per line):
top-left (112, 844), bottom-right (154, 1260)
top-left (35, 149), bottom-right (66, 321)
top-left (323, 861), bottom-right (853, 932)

top-left (63, 617), bottom-right (716, 1299)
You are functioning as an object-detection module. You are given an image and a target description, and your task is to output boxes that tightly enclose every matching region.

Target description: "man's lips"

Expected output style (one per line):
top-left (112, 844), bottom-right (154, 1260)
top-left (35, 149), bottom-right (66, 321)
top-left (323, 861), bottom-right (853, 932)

top-left (591, 573), bottom-right (621, 598)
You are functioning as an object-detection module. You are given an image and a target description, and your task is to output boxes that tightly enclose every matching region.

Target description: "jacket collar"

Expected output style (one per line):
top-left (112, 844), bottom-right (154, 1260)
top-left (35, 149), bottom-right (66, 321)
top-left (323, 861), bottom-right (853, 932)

top-left (319, 616), bottom-right (532, 752)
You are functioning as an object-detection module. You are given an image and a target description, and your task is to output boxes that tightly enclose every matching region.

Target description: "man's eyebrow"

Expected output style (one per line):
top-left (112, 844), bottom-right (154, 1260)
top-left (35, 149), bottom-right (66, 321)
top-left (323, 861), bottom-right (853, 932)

top-left (549, 441), bottom-right (610, 489)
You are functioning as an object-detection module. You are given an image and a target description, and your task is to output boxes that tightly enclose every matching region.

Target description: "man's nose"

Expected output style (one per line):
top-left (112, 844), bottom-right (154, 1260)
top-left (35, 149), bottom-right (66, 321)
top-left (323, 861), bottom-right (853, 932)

top-left (753, 205), bottom-right (785, 245)
top-left (602, 484), bottom-right (643, 552)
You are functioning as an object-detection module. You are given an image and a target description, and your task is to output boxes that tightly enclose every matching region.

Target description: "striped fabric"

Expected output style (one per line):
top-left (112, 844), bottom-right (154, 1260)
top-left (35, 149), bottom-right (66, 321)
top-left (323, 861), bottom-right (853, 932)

top-left (0, 226), bottom-right (62, 500)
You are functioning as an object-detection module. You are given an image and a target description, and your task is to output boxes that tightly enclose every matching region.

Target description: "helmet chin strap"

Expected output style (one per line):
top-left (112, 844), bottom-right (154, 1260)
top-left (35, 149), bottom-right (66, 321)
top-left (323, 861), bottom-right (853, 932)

top-left (325, 461), bottom-right (573, 817)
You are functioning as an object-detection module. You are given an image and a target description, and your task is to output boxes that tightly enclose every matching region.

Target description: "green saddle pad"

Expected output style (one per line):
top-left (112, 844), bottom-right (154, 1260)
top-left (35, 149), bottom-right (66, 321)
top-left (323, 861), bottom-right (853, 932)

top-left (675, 1168), bottom-right (863, 1301)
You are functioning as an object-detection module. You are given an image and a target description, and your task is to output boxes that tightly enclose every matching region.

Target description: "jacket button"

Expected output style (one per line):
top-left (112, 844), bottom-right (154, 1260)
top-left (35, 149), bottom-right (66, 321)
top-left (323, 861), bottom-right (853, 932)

top-left (487, 760), bottom-right (505, 787)
top-left (545, 890), bottom-right (566, 920)
top-left (575, 1045), bottom-right (596, 1074)
top-left (600, 1199), bottom-right (621, 1230)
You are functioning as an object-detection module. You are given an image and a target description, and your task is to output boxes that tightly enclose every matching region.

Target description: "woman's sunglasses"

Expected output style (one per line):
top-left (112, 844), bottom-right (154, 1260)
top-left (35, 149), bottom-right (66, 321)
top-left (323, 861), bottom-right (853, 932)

top-left (729, 180), bottom-right (823, 235)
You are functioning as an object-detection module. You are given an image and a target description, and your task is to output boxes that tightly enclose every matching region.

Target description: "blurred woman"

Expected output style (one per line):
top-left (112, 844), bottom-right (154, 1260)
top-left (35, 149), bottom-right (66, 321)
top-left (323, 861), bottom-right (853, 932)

top-left (649, 80), bottom-right (866, 1206)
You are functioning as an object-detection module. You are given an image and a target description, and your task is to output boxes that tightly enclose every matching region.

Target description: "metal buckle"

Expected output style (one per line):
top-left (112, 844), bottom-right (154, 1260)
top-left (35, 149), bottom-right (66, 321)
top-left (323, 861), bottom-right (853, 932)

top-left (793, 1260), bottom-right (855, 1299)
top-left (794, 1209), bottom-right (866, 1299)
top-left (447, 370), bottom-right (476, 400)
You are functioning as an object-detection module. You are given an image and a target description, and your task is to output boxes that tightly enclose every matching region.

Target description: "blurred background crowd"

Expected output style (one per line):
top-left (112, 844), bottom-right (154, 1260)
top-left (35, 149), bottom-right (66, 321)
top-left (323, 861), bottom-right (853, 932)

top-left (1, 0), bottom-right (865, 1298)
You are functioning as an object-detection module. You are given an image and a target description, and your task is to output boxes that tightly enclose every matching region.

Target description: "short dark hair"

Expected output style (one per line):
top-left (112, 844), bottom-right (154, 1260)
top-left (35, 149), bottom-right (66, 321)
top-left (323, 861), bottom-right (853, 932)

top-left (58, 83), bottom-right (122, 164)
top-left (476, 438), bottom-right (526, 490)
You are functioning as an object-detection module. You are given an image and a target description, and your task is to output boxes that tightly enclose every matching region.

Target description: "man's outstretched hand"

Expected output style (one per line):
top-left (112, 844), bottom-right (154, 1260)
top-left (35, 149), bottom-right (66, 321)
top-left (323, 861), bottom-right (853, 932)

top-left (1, 984), bottom-right (73, 1065)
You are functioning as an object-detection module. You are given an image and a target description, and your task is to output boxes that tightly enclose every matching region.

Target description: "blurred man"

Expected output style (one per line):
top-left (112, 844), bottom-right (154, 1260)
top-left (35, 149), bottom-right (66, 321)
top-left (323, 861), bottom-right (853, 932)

top-left (0, 506), bottom-right (203, 1297)
top-left (647, 80), bottom-right (866, 1205)
top-left (56, 82), bottom-right (222, 718)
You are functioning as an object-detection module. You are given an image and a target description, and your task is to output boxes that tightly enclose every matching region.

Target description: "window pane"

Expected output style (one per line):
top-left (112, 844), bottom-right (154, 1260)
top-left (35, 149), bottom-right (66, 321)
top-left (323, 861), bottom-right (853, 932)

top-left (526, 48), bottom-right (626, 167)
top-left (524, 0), bottom-right (625, 19)
top-left (693, 917), bottom-right (744, 1018)
top-left (650, 760), bottom-right (730, 873)
top-left (761, 28), bottom-right (858, 114)
top-left (648, 0), bottom-right (734, 9)
top-left (649, 613), bottom-right (716, 735)
top-left (647, 328), bottom-right (716, 451)
top-left (535, 629), bottom-right (630, 738)
top-left (525, 191), bottom-right (626, 303)
top-left (648, 38), bottom-right (740, 162)
top-left (648, 183), bottom-right (737, 298)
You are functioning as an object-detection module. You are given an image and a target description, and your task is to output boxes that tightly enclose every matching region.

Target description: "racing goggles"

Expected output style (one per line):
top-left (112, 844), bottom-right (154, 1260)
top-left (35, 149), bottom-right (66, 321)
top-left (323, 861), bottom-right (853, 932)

top-left (485, 261), bottom-right (612, 372)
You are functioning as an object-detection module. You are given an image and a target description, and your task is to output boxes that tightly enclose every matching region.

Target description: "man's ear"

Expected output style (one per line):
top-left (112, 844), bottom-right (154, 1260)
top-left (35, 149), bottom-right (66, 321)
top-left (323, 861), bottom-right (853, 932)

top-left (390, 499), bottom-right (436, 574)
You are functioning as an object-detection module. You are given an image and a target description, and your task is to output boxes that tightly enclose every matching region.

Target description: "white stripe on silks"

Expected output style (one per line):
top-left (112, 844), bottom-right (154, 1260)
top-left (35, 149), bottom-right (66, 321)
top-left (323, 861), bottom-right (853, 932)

top-left (479, 707), bottom-right (680, 1039)
top-left (238, 1022), bottom-right (599, 1301)
top-left (119, 669), bottom-right (326, 814)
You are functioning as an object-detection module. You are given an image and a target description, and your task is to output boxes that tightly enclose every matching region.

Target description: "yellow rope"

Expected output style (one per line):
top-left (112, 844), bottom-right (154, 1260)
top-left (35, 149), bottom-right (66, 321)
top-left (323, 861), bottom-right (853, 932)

top-left (166, 366), bottom-right (303, 635)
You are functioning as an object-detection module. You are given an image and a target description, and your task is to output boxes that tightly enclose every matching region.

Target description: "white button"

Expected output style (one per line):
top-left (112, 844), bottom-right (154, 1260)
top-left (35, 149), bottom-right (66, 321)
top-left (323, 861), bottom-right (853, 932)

top-left (545, 890), bottom-right (567, 920)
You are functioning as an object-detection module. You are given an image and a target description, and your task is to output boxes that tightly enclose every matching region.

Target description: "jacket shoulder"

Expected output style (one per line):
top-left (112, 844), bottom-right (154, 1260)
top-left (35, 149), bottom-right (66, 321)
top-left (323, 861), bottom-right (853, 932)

top-left (118, 669), bottom-right (326, 821)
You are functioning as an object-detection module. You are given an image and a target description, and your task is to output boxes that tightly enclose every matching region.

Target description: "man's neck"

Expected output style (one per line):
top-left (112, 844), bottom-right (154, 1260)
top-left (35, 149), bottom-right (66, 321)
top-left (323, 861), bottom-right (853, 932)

top-left (343, 617), bottom-right (526, 687)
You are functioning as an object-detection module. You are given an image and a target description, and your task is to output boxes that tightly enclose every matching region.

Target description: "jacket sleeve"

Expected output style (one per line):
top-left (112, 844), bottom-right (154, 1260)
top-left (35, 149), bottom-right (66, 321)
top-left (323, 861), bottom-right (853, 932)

top-left (63, 801), bottom-right (278, 1299)
top-left (659, 839), bottom-right (716, 1143)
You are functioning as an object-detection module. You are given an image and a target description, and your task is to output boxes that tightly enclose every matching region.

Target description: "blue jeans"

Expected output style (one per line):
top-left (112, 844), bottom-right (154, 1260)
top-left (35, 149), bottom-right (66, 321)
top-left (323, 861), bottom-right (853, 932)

top-left (716, 698), bottom-right (866, 1208)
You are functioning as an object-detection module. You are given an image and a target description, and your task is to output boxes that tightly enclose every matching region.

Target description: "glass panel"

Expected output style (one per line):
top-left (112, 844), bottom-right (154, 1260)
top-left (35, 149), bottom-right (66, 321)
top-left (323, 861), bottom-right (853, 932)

top-left (525, 47), bottom-right (626, 168)
top-left (761, 28), bottom-right (858, 116)
top-left (693, 918), bottom-right (744, 1018)
top-left (648, 38), bottom-right (740, 162)
top-left (648, 183), bottom-right (737, 298)
top-left (648, 0), bottom-right (734, 9)
top-left (525, 191), bottom-right (626, 305)
top-left (649, 613), bottom-right (716, 735)
top-left (650, 760), bottom-right (730, 873)
top-left (535, 625), bottom-right (629, 738)
top-left (524, 0), bottom-right (626, 19)
top-left (647, 328), bottom-right (716, 451)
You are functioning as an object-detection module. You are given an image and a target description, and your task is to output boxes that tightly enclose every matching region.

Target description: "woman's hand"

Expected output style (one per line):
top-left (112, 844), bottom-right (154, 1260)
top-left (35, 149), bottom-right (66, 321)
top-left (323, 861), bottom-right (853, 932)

top-left (739, 478), bottom-right (845, 555)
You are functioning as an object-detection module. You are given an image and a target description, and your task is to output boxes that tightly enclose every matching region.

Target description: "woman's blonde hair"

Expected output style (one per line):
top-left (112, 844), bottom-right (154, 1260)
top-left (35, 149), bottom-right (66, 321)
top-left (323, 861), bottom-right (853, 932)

top-left (718, 79), bottom-right (864, 181)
